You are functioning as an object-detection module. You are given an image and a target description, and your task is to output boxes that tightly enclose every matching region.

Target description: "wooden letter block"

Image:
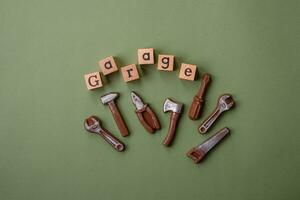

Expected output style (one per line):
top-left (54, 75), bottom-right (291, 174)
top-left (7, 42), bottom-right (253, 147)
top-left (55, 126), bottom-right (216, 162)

top-left (98, 56), bottom-right (118, 76)
top-left (121, 64), bottom-right (140, 82)
top-left (138, 48), bottom-right (154, 65)
top-left (179, 63), bottom-right (197, 81)
top-left (84, 72), bottom-right (103, 90)
top-left (157, 55), bottom-right (174, 71)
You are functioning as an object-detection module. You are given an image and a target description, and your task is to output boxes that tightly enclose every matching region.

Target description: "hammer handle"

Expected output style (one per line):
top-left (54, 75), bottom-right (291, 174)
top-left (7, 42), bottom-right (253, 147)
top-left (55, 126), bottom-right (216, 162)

top-left (163, 112), bottom-right (181, 147)
top-left (108, 101), bottom-right (129, 137)
top-left (188, 73), bottom-right (211, 120)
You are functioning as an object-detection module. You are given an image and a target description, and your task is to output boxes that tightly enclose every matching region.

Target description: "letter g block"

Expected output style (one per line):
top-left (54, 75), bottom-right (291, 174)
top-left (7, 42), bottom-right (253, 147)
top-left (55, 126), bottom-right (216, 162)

top-left (84, 72), bottom-right (103, 90)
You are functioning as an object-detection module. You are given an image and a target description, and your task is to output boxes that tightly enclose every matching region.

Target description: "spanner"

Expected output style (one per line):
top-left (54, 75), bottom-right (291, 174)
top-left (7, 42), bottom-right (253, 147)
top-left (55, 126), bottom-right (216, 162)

top-left (198, 94), bottom-right (234, 134)
top-left (84, 116), bottom-right (125, 152)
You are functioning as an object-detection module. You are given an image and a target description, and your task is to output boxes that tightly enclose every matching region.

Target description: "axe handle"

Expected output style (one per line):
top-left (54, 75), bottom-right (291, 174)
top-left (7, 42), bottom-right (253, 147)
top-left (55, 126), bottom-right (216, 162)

top-left (108, 101), bottom-right (129, 137)
top-left (163, 112), bottom-right (181, 147)
top-left (188, 73), bottom-right (211, 120)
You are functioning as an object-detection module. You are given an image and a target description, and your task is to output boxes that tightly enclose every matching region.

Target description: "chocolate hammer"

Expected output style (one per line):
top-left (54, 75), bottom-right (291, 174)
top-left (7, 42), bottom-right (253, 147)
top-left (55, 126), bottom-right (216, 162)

top-left (100, 92), bottom-right (129, 137)
top-left (162, 98), bottom-right (183, 147)
top-left (188, 73), bottom-right (211, 120)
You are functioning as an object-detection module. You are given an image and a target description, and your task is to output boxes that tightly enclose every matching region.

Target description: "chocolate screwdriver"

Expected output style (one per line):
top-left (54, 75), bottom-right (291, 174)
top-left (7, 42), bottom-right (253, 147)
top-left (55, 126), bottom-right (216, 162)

top-left (188, 73), bottom-right (211, 120)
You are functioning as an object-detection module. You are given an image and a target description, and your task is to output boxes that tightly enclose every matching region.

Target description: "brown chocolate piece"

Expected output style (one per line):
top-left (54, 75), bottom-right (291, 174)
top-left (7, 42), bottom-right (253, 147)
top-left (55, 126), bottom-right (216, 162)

top-left (84, 116), bottom-right (125, 152)
top-left (131, 91), bottom-right (160, 133)
top-left (136, 105), bottom-right (161, 133)
top-left (162, 98), bottom-right (183, 147)
top-left (188, 73), bottom-right (211, 120)
top-left (100, 92), bottom-right (129, 137)
top-left (187, 127), bottom-right (230, 163)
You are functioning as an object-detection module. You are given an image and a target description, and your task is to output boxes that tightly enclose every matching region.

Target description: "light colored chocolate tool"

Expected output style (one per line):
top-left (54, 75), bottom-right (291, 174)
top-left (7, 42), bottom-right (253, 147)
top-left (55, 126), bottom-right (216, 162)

top-left (188, 73), bottom-right (211, 120)
top-left (187, 127), bottom-right (230, 163)
top-left (84, 116), bottom-right (125, 152)
top-left (100, 92), bottom-right (129, 137)
top-left (198, 94), bottom-right (234, 134)
top-left (162, 98), bottom-right (183, 147)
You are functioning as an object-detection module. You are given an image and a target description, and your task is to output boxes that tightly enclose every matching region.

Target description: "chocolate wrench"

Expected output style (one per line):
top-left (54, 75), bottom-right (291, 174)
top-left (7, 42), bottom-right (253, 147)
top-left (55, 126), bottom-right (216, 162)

top-left (84, 116), bottom-right (125, 152)
top-left (198, 94), bottom-right (234, 134)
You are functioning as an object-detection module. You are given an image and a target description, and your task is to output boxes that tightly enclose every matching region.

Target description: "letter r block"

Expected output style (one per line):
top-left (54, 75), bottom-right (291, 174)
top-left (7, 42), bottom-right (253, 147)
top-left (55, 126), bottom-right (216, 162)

top-left (157, 55), bottom-right (174, 71)
top-left (98, 56), bottom-right (118, 75)
top-left (84, 72), bottom-right (103, 90)
top-left (179, 63), bottom-right (197, 81)
top-left (138, 48), bottom-right (154, 64)
top-left (121, 64), bottom-right (140, 82)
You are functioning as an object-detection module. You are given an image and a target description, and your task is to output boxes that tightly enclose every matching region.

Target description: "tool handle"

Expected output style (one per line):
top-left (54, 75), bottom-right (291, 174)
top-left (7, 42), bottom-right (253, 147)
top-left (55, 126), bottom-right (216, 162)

top-left (198, 108), bottom-right (222, 134)
top-left (197, 73), bottom-right (211, 97)
top-left (163, 112), bottom-right (181, 147)
top-left (188, 96), bottom-right (203, 120)
top-left (98, 129), bottom-right (125, 152)
top-left (137, 110), bottom-right (155, 133)
top-left (186, 148), bottom-right (206, 163)
top-left (109, 101), bottom-right (129, 137)
top-left (145, 106), bottom-right (161, 130)
top-left (188, 74), bottom-right (211, 120)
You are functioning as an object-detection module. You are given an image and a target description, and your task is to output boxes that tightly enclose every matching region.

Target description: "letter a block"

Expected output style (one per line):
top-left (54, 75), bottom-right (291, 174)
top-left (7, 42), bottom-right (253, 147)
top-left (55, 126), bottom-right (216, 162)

top-left (98, 56), bottom-right (118, 75)
top-left (179, 63), bottom-right (197, 81)
top-left (84, 72), bottom-right (103, 90)
top-left (157, 55), bottom-right (174, 71)
top-left (138, 48), bottom-right (154, 65)
top-left (121, 64), bottom-right (140, 82)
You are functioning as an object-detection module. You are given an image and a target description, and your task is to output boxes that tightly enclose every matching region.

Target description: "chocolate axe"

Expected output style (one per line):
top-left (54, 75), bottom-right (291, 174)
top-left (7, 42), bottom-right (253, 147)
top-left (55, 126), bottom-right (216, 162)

top-left (162, 98), bottom-right (183, 147)
top-left (100, 92), bottom-right (129, 137)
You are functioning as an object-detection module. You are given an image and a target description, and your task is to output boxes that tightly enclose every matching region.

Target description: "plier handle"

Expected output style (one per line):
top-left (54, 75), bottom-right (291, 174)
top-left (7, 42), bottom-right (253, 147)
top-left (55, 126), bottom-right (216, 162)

top-left (136, 104), bottom-right (161, 133)
top-left (131, 92), bottom-right (161, 133)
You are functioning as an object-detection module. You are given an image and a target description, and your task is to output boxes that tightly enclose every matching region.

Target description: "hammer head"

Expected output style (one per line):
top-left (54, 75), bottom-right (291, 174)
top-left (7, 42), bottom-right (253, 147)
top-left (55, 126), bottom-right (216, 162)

top-left (163, 98), bottom-right (183, 113)
top-left (100, 92), bottom-right (119, 104)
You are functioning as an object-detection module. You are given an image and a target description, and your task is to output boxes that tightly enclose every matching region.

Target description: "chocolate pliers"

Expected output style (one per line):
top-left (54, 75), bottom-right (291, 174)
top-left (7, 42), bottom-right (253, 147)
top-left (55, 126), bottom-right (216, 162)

top-left (131, 91), bottom-right (161, 133)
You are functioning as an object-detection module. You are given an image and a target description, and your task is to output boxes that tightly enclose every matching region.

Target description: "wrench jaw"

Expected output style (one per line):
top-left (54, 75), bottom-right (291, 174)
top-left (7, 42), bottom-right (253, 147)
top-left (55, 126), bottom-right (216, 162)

top-left (219, 94), bottom-right (235, 112)
top-left (84, 116), bottom-right (102, 134)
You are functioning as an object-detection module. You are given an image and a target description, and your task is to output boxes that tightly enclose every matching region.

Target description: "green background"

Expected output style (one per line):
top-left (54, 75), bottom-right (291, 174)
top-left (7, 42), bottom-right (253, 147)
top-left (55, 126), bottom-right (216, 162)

top-left (0, 0), bottom-right (299, 199)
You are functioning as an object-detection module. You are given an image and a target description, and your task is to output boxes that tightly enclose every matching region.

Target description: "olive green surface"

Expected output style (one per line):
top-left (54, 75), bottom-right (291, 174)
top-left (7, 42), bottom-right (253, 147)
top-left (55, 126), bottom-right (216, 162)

top-left (0, 0), bottom-right (299, 200)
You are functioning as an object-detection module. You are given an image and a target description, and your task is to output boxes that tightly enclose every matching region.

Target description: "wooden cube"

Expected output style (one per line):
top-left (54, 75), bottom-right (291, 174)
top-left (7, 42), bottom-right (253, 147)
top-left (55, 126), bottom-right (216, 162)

top-left (157, 55), bottom-right (174, 71)
top-left (138, 48), bottom-right (154, 65)
top-left (98, 56), bottom-right (118, 75)
top-left (179, 63), bottom-right (197, 81)
top-left (84, 72), bottom-right (103, 90)
top-left (121, 64), bottom-right (140, 82)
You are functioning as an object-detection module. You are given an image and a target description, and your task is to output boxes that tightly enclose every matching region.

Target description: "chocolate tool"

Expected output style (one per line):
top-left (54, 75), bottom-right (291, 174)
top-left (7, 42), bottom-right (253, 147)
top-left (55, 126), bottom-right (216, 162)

top-left (100, 92), bottom-right (129, 137)
top-left (84, 116), bottom-right (125, 152)
top-left (188, 73), bottom-right (211, 120)
top-left (198, 94), bottom-right (235, 134)
top-left (187, 127), bottom-right (230, 163)
top-left (162, 98), bottom-right (183, 146)
top-left (131, 91), bottom-right (161, 133)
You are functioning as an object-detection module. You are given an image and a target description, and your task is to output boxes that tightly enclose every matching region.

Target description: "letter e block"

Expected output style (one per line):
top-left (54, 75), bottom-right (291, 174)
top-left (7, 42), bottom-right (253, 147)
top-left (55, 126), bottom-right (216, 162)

top-left (84, 72), bottom-right (103, 90)
top-left (179, 63), bottom-right (197, 81)
top-left (98, 56), bottom-right (118, 75)
top-left (157, 55), bottom-right (174, 71)
top-left (138, 48), bottom-right (154, 64)
top-left (121, 64), bottom-right (140, 82)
